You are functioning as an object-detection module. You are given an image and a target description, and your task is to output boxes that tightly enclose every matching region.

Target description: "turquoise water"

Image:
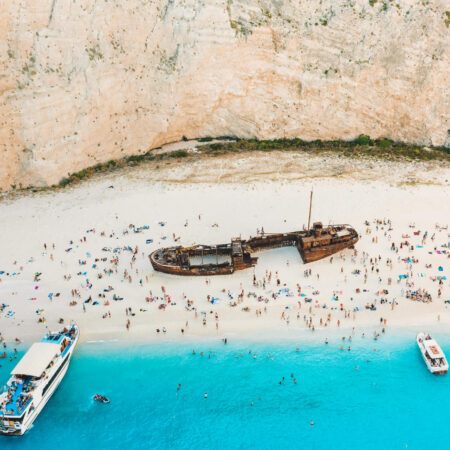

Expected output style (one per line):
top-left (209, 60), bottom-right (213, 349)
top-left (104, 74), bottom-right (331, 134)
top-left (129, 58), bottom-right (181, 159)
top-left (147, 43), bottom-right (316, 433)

top-left (1, 332), bottom-right (450, 450)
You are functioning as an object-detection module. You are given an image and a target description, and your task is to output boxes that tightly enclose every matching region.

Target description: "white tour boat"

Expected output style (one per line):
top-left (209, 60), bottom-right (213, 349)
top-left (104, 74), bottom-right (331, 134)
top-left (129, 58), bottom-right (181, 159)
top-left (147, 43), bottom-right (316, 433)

top-left (416, 332), bottom-right (448, 375)
top-left (0, 324), bottom-right (79, 435)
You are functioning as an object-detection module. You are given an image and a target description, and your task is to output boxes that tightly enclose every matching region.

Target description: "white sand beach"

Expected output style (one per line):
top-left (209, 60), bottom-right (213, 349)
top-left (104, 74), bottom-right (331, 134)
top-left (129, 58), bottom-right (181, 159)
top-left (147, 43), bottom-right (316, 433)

top-left (0, 152), bottom-right (449, 344)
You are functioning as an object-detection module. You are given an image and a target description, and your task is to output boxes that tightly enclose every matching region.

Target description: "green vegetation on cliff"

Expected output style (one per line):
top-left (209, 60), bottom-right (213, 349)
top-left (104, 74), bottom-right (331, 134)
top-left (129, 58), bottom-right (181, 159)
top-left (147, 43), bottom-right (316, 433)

top-left (11, 136), bottom-right (450, 192)
top-left (200, 136), bottom-right (449, 162)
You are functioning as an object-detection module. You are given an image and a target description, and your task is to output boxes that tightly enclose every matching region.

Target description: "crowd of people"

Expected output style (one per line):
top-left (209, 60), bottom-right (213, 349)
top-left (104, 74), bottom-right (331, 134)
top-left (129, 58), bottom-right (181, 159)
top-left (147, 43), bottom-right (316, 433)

top-left (0, 217), bottom-right (447, 345)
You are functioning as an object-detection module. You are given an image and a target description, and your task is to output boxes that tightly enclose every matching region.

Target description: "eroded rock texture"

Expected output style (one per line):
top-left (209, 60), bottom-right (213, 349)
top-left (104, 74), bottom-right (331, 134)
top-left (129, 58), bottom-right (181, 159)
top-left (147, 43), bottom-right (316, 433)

top-left (0, 0), bottom-right (449, 189)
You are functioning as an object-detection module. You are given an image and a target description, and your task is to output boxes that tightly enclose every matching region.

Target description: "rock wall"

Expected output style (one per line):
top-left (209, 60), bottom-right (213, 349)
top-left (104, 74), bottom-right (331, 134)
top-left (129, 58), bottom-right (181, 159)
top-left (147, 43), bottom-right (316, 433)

top-left (0, 0), bottom-right (449, 190)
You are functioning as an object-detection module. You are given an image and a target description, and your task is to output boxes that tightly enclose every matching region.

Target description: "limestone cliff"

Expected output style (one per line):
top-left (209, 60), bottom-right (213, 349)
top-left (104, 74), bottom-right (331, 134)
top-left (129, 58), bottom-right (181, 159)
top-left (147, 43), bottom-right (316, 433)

top-left (0, 0), bottom-right (449, 190)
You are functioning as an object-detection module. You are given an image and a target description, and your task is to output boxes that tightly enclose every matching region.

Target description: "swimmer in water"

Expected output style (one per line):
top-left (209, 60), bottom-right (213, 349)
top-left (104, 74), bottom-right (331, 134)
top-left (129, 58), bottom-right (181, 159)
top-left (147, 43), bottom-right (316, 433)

top-left (204, 393), bottom-right (208, 399)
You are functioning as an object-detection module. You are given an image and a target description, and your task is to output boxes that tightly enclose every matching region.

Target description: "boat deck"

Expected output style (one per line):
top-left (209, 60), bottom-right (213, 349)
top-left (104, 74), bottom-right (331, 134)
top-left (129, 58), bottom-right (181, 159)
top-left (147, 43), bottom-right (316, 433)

top-left (1, 377), bottom-right (33, 417)
top-left (41, 334), bottom-right (65, 345)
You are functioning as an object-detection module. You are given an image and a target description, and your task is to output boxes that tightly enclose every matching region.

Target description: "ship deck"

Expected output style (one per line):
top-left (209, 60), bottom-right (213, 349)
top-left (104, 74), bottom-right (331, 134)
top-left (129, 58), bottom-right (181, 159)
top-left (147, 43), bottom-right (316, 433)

top-left (150, 224), bottom-right (358, 276)
top-left (1, 377), bottom-right (33, 417)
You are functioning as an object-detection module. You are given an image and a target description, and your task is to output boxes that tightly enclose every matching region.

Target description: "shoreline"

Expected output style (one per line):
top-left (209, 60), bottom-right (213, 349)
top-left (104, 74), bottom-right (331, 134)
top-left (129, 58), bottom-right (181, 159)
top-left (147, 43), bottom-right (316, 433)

top-left (8, 324), bottom-right (450, 347)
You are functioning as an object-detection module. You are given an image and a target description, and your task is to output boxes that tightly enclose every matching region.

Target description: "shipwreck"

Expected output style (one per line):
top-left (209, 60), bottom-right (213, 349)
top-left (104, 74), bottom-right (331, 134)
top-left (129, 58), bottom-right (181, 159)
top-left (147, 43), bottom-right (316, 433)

top-left (149, 192), bottom-right (358, 276)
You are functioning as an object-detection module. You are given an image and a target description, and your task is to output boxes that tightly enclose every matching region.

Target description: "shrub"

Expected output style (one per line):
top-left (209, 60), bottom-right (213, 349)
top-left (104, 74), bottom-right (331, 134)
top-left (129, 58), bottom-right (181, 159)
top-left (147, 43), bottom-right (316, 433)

top-left (59, 178), bottom-right (70, 187)
top-left (354, 134), bottom-right (372, 145)
top-left (209, 143), bottom-right (224, 151)
top-left (126, 154), bottom-right (145, 163)
top-left (378, 139), bottom-right (392, 148)
top-left (168, 150), bottom-right (188, 158)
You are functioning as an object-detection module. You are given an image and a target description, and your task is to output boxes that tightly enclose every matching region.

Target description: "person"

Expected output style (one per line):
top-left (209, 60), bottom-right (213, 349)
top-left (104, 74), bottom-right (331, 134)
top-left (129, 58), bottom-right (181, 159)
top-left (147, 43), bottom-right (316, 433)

top-left (204, 393), bottom-right (208, 399)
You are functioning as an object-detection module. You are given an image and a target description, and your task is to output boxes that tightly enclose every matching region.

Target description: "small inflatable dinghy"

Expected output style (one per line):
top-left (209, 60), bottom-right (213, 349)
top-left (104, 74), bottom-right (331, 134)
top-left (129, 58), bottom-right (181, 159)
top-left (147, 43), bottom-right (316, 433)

top-left (93, 394), bottom-right (110, 404)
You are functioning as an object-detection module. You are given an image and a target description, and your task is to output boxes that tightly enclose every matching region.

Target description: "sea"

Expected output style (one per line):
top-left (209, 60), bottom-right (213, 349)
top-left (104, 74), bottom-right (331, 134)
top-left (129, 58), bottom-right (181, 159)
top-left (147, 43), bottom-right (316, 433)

top-left (1, 331), bottom-right (449, 450)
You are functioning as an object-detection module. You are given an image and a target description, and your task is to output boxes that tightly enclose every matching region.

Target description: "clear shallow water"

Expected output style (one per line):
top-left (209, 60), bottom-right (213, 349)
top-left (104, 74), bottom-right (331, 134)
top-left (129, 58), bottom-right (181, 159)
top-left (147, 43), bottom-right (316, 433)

top-left (1, 332), bottom-right (450, 450)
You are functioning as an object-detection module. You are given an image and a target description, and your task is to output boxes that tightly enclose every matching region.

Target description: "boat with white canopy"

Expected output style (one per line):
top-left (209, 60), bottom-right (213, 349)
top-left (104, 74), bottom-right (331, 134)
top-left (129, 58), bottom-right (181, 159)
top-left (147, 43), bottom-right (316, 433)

top-left (416, 332), bottom-right (448, 375)
top-left (0, 324), bottom-right (79, 435)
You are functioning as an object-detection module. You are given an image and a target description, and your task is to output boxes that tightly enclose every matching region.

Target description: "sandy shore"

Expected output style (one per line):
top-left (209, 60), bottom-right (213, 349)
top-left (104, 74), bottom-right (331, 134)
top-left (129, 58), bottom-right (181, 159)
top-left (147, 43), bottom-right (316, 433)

top-left (0, 153), bottom-right (449, 344)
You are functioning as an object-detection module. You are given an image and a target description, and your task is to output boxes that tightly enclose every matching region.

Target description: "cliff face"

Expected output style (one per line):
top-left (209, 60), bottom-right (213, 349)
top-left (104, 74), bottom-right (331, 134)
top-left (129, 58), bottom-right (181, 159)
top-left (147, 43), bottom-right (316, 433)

top-left (0, 0), bottom-right (449, 190)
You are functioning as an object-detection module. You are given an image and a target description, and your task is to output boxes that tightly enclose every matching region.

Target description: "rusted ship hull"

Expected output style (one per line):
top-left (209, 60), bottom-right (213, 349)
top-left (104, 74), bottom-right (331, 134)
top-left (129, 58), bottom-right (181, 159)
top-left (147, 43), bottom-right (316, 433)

top-left (150, 223), bottom-right (358, 276)
top-left (150, 264), bottom-right (236, 276)
top-left (299, 239), bottom-right (358, 263)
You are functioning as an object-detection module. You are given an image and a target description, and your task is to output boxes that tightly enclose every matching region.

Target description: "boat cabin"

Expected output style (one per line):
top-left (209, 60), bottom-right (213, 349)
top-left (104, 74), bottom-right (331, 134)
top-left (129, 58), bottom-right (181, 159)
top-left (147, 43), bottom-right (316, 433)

top-left (312, 222), bottom-right (323, 237)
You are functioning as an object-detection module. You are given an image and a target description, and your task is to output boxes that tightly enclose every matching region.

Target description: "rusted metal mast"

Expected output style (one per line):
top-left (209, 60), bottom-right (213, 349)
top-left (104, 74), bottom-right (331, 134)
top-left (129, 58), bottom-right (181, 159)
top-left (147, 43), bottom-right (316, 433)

top-left (307, 189), bottom-right (313, 232)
